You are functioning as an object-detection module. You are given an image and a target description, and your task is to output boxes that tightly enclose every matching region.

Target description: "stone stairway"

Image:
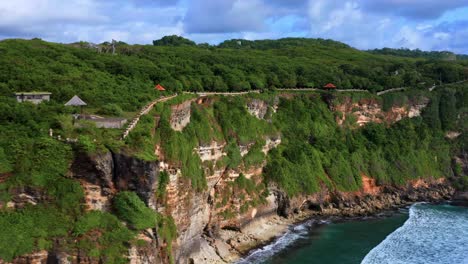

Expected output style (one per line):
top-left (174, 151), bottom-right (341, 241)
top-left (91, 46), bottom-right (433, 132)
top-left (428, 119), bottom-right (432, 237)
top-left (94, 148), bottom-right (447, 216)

top-left (121, 94), bottom-right (177, 140)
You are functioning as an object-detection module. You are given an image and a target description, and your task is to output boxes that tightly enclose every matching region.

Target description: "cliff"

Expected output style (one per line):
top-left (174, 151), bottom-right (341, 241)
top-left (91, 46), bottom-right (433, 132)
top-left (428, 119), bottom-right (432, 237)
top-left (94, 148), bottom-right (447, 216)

top-left (2, 90), bottom-right (466, 264)
top-left (333, 96), bottom-right (429, 126)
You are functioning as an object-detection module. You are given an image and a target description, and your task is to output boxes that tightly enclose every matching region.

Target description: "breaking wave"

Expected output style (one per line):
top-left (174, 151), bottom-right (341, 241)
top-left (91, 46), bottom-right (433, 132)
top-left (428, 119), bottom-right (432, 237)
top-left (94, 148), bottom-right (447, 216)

top-left (361, 203), bottom-right (468, 264)
top-left (235, 219), bottom-right (327, 264)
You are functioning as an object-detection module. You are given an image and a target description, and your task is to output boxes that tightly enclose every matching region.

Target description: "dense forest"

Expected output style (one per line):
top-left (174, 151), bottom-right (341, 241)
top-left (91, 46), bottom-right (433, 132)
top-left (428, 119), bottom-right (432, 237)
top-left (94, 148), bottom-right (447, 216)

top-left (0, 36), bottom-right (467, 263)
top-left (1, 36), bottom-right (467, 113)
top-left (368, 47), bottom-right (468, 61)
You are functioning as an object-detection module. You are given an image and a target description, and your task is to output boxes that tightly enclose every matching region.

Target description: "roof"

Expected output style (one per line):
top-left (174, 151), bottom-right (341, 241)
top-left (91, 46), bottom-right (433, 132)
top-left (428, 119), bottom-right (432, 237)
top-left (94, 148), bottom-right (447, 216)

top-left (14, 92), bottom-right (52, 95)
top-left (65, 95), bottom-right (87, 106)
top-left (324, 83), bottom-right (337, 88)
top-left (155, 84), bottom-right (166, 91)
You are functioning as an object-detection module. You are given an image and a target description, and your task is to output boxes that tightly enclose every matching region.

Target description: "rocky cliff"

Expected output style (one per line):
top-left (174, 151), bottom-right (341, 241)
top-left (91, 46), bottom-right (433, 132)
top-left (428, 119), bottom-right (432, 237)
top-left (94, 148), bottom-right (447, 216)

top-left (4, 92), bottom-right (465, 264)
top-left (333, 96), bottom-right (429, 126)
top-left (170, 101), bottom-right (192, 131)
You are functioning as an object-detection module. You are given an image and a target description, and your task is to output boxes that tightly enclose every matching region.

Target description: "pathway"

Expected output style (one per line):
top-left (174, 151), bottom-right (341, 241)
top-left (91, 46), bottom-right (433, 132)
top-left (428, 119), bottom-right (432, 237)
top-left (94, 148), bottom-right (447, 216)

top-left (429, 79), bottom-right (467, 91)
top-left (376, 87), bottom-right (406, 96)
top-left (121, 94), bottom-right (177, 139)
top-left (377, 79), bottom-right (468, 95)
top-left (191, 90), bottom-right (260, 96)
top-left (122, 79), bottom-right (468, 139)
top-left (277, 88), bottom-right (368, 93)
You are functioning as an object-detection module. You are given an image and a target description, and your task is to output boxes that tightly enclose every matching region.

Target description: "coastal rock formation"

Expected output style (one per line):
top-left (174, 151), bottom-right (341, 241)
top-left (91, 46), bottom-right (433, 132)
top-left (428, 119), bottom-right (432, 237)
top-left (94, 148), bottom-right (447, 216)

top-left (159, 135), bottom-right (282, 263)
top-left (196, 141), bottom-right (226, 162)
top-left (6, 95), bottom-right (462, 264)
top-left (246, 99), bottom-right (268, 119)
top-left (334, 97), bottom-right (429, 126)
top-left (170, 101), bottom-right (192, 131)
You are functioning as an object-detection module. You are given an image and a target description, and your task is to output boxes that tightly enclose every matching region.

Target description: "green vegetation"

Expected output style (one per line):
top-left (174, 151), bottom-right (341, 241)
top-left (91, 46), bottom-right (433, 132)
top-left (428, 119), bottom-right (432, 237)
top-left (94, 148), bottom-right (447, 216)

top-left (113, 191), bottom-right (158, 230)
top-left (368, 47), bottom-right (466, 60)
top-left (264, 87), bottom-right (466, 195)
top-left (214, 97), bottom-right (274, 144)
top-left (153, 35), bottom-right (197, 47)
top-left (0, 36), bottom-right (466, 262)
top-left (157, 104), bottom-right (206, 190)
top-left (243, 140), bottom-right (266, 169)
top-left (73, 211), bottom-right (134, 264)
top-left (1, 37), bottom-right (467, 108)
top-left (0, 207), bottom-right (71, 262)
top-left (156, 170), bottom-right (170, 201)
top-left (113, 192), bottom-right (176, 263)
top-left (124, 114), bottom-right (157, 161)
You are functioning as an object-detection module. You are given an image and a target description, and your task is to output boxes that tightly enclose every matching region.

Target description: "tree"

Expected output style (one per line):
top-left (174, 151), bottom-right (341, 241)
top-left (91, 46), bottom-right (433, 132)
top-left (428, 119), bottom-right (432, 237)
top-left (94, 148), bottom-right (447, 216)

top-left (422, 96), bottom-right (441, 130)
top-left (152, 35), bottom-right (196, 46)
top-left (113, 192), bottom-right (157, 230)
top-left (439, 90), bottom-right (457, 130)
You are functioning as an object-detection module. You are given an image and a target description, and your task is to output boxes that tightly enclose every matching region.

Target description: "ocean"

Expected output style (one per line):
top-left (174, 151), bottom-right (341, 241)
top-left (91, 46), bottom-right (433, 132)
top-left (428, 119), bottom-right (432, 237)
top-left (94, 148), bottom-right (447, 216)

top-left (236, 204), bottom-right (468, 264)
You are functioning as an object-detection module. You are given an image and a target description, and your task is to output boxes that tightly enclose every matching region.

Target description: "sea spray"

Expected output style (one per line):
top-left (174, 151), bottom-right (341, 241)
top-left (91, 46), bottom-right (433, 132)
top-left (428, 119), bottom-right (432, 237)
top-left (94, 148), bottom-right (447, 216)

top-left (235, 219), bottom-right (320, 264)
top-left (361, 203), bottom-right (468, 264)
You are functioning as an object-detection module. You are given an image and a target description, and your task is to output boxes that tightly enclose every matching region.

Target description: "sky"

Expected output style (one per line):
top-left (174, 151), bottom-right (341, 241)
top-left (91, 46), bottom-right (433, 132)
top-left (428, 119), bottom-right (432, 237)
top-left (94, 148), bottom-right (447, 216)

top-left (0, 0), bottom-right (468, 53)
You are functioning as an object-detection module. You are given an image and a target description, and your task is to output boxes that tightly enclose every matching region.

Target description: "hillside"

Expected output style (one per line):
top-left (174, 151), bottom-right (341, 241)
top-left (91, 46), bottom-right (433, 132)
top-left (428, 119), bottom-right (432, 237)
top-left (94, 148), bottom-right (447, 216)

top-left (368, 47), bottom-right (468, 61)
top-left (1, 37), bottom-right (467, 112)
top-left (0, 37), bottom-right (467, 263)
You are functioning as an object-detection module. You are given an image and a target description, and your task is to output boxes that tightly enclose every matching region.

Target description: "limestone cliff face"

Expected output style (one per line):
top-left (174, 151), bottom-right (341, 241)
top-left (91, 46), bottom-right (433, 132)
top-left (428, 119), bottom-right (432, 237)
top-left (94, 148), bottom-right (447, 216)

top-left (113, 153), bottom-right (159, 208)
top-left (334, 97), bottom-right (429, 126)
top-left (70, 151), bottom-right (160, 211)
top-left (6, 95), bottom-right (459, 264)
top-left (246, 99), bottom-right (268, 119)
top-left (157, 134), bottom-right (282, 263)
top-left (170, 101), bottom-right (192, 131)
top-left (70, 151), bottom-right (114, 211)
top-left (71, 152), bottom-right (163, 264)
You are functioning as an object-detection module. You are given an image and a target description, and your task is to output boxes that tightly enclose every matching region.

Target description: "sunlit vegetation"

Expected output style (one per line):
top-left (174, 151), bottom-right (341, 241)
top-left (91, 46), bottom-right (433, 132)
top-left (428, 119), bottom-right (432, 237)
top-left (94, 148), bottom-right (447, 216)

top-left (0, 36), bottom-right (466, 262)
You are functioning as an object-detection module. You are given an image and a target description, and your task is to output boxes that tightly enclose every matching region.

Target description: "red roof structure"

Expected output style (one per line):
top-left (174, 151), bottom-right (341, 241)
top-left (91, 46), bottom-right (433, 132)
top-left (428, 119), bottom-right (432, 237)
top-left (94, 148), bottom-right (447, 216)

top-left (324, 83), bottom-right (337, 89)
top-left (155, 84), bottom-right (166, 91)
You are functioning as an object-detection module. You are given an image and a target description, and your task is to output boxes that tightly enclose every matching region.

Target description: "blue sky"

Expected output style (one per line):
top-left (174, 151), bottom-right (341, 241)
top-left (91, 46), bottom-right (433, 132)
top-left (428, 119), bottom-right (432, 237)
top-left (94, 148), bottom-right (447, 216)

top-left (1, 0), bottom-right (467, 53)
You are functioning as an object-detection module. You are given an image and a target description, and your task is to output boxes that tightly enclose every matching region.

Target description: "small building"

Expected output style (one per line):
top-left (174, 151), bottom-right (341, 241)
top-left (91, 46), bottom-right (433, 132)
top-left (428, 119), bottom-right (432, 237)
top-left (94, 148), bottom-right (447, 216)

top-left (65, 95), bottom-right (87, 114)
top-left (323, 83), bottom-right (337, 89)
top-left (65, 95), bottom-right (87, 107)
top-left (15, 92), bottom-right (51, 104)
top-left (155, 84), bottom-right (166, 91)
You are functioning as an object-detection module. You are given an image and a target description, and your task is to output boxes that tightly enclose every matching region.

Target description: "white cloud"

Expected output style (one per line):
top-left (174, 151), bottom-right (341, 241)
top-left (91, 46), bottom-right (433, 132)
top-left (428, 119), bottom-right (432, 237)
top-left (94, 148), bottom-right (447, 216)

top-left (0, 0), bottom-right (106, 25)
top-left (0, 0), bottom-right (185, 44)
top-left (0, 0), bottom-right (467, 53)
top-left (433, 32), bottom-right (450, 40)
top-left (184, 0), bottom-right (268, 33)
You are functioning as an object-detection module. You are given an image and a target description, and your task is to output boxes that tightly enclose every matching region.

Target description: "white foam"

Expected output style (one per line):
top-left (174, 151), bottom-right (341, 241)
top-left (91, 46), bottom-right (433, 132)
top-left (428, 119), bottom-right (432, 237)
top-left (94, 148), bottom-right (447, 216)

top-left (361, 203), bottom-right (468, 264)
top-left (236, 220), bottom-right (315, 264)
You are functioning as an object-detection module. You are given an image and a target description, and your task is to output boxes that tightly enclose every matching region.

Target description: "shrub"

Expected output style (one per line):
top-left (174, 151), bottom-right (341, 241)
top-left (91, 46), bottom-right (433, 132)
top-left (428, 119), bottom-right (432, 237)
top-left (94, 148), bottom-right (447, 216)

top-left (97, 103), bottom-right (124, 116)
top-left (113, 191), bottom-right (157, 230)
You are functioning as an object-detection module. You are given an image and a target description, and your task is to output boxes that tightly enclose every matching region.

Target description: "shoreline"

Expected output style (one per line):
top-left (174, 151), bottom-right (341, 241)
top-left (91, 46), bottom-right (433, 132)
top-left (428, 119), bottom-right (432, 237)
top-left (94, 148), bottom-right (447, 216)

top-left (190, 181), bottom-right (461, 263)
top-left (233, 204), bottom-right (408, 263)
top-left (200, 203), bottom-right (413, 264)
top-left (234, 198), bottom-right (468, 263)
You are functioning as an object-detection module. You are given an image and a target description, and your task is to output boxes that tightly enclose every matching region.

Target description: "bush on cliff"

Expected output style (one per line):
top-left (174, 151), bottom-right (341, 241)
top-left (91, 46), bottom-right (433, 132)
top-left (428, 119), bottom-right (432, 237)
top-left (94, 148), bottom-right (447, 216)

top-left (0, 207), bottom-right (71, 262)
top-left (113, 191), bottom-right (157, 230)
top-left (73, 211), bottom-right (134, 264)
top-left (264, 93), bottom-right (455, 195)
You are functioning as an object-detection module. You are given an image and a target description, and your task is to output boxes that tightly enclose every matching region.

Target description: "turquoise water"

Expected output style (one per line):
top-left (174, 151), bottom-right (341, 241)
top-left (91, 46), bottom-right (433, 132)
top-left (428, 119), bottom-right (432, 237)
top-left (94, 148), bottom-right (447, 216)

top-left (237, 204), bottom-right (468, 264)
top-left (362, 204), bottom-right (468, 264)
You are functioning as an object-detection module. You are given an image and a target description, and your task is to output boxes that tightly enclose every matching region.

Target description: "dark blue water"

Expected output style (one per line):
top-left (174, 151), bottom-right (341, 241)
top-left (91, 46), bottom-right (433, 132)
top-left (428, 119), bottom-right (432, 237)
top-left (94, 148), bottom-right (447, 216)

top-left (237, 204), bottom-right (468, 264)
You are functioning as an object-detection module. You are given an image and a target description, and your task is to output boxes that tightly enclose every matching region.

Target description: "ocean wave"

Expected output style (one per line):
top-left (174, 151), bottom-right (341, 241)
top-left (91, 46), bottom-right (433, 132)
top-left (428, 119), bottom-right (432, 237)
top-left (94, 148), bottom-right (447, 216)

top-left (235, 219), bottom-right (316, 264)
top-left (361, 203), bottom-right (468, 264)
